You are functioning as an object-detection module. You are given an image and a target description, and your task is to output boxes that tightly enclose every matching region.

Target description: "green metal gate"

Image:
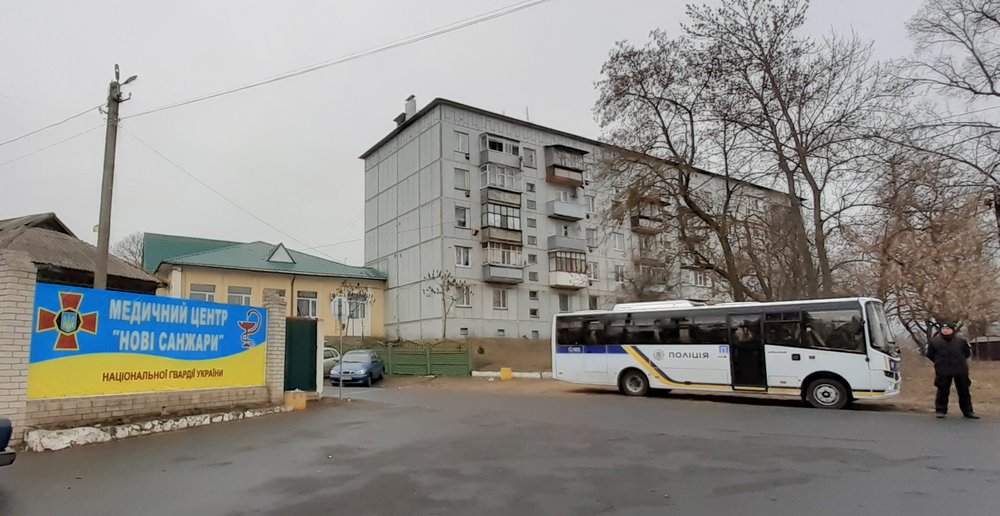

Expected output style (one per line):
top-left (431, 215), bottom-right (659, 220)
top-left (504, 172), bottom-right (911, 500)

top-left (285, 317), bottom-right (317, 391)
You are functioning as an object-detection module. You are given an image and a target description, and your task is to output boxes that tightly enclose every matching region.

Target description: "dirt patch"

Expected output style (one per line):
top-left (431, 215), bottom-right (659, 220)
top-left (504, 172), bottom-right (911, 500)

top-left (469, 338), bottom-right (551, 371)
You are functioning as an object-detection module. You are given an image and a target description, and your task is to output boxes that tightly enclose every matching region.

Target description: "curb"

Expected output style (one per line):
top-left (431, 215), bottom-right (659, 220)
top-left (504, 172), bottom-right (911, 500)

top-left (24, 405), bottom-right (293, 452)
top-left (472, 371), bottom-right (553, 379)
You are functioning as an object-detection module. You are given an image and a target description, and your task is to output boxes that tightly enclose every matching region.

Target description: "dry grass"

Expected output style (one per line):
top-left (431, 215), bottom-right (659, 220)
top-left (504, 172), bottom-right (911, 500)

top-left (469, 338), bottom-right (552, 371)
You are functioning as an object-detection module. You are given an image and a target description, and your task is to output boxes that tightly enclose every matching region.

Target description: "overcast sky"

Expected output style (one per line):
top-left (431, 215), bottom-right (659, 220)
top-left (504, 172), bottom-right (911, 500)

top-left (0, 0), bottom-right (923, 265)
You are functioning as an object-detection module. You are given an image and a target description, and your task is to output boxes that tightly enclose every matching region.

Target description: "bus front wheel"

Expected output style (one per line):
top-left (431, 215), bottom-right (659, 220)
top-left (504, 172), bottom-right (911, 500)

top-left (805, 378), bottom-right (849, 409)
top-left (619, 369), bottom-right (649, 397)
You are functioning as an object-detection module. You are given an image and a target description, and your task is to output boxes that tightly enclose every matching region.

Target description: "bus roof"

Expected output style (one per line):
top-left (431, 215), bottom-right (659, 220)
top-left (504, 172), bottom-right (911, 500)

top-left (559, 297), bottom-right (880, 317)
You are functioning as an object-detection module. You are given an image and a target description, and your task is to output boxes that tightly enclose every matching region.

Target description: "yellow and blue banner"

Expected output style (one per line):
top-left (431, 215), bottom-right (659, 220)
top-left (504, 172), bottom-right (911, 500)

top-left (28, 283), bottom-right (267, 399)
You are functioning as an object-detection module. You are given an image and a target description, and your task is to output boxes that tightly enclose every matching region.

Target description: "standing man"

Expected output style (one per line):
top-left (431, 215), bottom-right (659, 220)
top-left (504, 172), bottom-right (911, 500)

top-left (926, 323), bottom-right (978, 419)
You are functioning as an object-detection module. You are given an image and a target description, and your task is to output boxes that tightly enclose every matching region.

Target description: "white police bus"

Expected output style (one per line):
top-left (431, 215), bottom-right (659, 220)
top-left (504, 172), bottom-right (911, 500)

top-left (551, 297), bottom-right (900, 409)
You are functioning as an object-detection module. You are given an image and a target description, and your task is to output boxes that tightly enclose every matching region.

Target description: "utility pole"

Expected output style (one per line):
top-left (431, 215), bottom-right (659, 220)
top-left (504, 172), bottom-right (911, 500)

top-left (94, 64), bottom-right (136, 290)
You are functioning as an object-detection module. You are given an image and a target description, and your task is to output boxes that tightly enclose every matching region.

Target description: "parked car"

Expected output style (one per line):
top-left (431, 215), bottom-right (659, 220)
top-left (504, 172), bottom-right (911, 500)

top-left (0, 416), bottom-right (15, 467)
top-left (323, 348), bottom-right (341, 375)
top-left (329, 349), bottom-right (385, 387)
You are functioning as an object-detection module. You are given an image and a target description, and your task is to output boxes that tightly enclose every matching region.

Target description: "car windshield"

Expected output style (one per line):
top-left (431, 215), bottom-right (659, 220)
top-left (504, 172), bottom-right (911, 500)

top-left (341, 351), bottom-right (371, 364)
top-left (865, 301), bottom-right (898, 357)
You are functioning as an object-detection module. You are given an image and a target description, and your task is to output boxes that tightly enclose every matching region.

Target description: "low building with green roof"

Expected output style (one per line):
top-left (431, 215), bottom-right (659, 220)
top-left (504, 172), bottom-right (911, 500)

top-left (144, 233), bottom-right (386, 340)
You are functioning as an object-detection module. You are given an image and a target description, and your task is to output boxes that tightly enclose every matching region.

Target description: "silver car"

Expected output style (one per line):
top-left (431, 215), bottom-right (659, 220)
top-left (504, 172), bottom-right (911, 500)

top-left (322, 348), bottom-right (341, 375)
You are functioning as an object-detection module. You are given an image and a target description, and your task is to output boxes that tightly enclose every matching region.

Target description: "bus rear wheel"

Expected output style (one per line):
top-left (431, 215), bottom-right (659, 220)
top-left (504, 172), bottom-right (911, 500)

top-left (619, 369), bottom-right (649, 397)
top-left (805, 378), bottom-right (849, 409)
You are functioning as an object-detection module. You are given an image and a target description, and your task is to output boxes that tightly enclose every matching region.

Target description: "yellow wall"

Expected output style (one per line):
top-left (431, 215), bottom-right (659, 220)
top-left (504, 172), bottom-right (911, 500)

top-left (156, 265), bottom-right (386, 339)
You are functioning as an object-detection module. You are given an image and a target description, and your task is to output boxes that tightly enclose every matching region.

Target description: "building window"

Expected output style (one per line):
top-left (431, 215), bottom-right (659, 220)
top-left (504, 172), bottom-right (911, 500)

top-left (527, 218), bottom-right (537, 228)
top-left (455, 131), bottom-right (469, 153)
top-left (612, 232), bottom-right (625, 251)
top-left (559, 294), bottom-right (571, 312)
top-left (456, 246), bottom-right (471, 267)
top-left (483, 134), bottom-right (520, 156)
top-left (529, 271), bottom-right (539, 281)
top-left (455, 206), bottom-right (470, 228)
top-left (589, 295), bottom-right (599, 310)
top-left (584, 167), bottom-right (595, 184)
top-left (527, 235), bottom-right (537, 245)
top-left (531, 330), bottom-right (540, 339)
top-left (613, 264), bottom-right (627, 283)
top-left (586, 228), bottom-right (597, 247)
top-left (528, 253), bottom-right (537, 265)
top-left (530, 308), bottom-right (539, 318)
top-left (296, 291), bottom-right (318, 318)
top-left (493, 289), bottom-right (508, 310)
top-left (482, 203), bottom-right (521, 230)
top-left (460, 327), bottom-right (469, 336)
top-left (454, 168), bottom-right (469, 190)
top-left (693, 270), bottom-right (711, 287)
top-left (526, 182), bottom-right (536, 192)
top-left (585, 195), bottom-right (596, 214)
top-left (480, 163), bottom-right (521, 191)
top-left (587, 261), bottom-right (599, 280)
top-left (263, 288), bottom-right (286, 302)
top-left (456, 286), bottom-right (472, 307)
top-left (524, 147), bottom-right (537, 168)
top-left (529, 290), bottom-right (539, 300)
top-left (639, 234), bottom-right (656, 253)
top-left (189, 284), bottom-right (215, 302)
top-left (527, 199), bottom-right (536, 210)
top-left (561, 225), bottom-right (570, 237)
top-left (497, 328), bottom-right (506, 337)
top-left (482, 242), bottom-right (523, 266)
top-left (228, 286), bottom-right (251, 306)
top-left (549, 251), bottom-right (587, 273)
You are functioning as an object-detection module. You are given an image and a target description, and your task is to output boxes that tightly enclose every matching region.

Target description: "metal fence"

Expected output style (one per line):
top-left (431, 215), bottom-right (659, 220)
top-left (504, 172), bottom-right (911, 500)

top-left (334, 340), bottom-right (471, 376)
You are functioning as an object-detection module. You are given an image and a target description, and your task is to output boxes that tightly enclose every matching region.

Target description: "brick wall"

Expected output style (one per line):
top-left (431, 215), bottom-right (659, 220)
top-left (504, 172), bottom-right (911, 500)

top-left (264, 293), bottom-right (287, 404)
top-left (0, 251), bottom-right (34, 444)
top-left (24, 386), bottom-right (269, 428)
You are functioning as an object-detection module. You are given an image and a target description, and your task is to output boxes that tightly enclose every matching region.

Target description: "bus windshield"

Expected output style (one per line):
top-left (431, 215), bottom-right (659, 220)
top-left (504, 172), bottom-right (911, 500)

top-left (865, 301), bottom-right (898, 357)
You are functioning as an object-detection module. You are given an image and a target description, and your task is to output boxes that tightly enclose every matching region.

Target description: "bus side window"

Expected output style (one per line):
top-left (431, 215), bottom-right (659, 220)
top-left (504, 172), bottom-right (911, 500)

top-left (801, 310), bottom-right (864, 352)
top-left (764, 312), bottom-right (802, 347)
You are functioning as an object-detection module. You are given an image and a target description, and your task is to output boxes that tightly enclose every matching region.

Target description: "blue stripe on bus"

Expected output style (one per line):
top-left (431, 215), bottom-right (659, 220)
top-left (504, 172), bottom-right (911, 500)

top-left (555, 345), bottom-right (627, 354)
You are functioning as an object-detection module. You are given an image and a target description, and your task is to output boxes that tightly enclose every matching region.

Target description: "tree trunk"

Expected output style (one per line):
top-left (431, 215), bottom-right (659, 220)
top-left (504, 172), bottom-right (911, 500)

top-left (441, 295), bottom-right (448, 340)
top-left (783, 172), bottom-right (819, 297)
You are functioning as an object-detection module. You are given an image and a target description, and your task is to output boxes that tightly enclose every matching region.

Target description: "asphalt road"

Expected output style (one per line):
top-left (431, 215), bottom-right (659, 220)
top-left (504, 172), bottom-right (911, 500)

top-left (0, 381), bottom-right (997, 516)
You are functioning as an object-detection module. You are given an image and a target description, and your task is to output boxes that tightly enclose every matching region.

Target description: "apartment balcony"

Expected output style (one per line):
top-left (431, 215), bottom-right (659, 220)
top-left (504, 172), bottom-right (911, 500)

top-left (481, 226), bottom-right (522, 244)
top-left (630, 214), bottom-right (666, 234)
top-left (480, 148), bottom-right (522, 169)
top-left (546, 200), bottom-right (586, 221)
top-left (546, 166), bottom-right (584, 187)
top-left (482, 264), bottom-right (524, 284)
top-left (547, 235), bottom-right (588, 252)
top-left (549, 271), bottom-right (588, 289)
top-left (480, 187), bottom-right (521, 207)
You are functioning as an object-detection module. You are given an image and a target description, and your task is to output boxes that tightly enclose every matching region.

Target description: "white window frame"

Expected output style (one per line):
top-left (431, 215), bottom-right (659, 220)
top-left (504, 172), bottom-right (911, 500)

top-left (587, 261), bottom-right (599, 280)
top-left (227, 286), bottom-right (252, 306)
top-left (527, 235), bottom-right (537, 246)
top-left (189, 284), bottom-right (215, 302)
top-left (559, 294), bottom-right (571, 312)
top-left (480, 163), bottom-right (521, 191)
top-left (527, 199), bottom-right (536, 210)
top-left (455, 246), bottom-right (471, 267)
top-left (527, 218), bottom-right (537, 228)
top-left (585, 195), bottom-right (596, 214)
top-left (483, 134), bottom-right (520, 156)
top-left (693, 269), bottom-right (711, 287)
top-left (526, 182), bottom-right (536, 192)
top-left (296, 290), bottom-right (318, 318)
top-left (529, 271), bottom-right (539, 281)
top-left (455, 131), bottom-right (469, 153)
top-left (454, 168), bottom-right (469, 190)
top-left (530, 308), bottom-right (539, 318)
top-left (456, 285), bottom-right (472, 307)
top-left (527, 253), bottom-right (537, 265)
top-left (613, 265), bottom-right (627, 283)
top-left (493, 288), bottom-right (508, 310)
top-left (529, 290), bottom-right (539, 300)
top-left (612, 232), bottom-right (625, 251)
top-left (482, 242), bottom-right (523, 266)
top-left (586, 228), bottom-right (598, 247)
top-left (482, 203), bottom-right (522, 230)
top-left (455, 206), bottom-right (470, 228)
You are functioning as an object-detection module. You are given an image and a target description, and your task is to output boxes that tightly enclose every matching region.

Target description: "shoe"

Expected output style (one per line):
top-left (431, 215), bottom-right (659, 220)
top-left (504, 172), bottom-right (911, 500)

top-left (963, 413), bottom-right (980, 420)
top-left (936, 413), bottom-right (946, 419)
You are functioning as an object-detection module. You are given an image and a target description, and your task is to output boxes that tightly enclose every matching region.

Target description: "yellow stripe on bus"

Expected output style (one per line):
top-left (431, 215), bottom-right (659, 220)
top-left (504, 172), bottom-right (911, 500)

top-left (621, 345), bottom-right (731, 391)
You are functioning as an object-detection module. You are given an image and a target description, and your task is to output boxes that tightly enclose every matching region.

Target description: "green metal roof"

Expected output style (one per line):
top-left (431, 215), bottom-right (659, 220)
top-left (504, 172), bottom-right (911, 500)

top-left (143, 233), bottom-right (240, 274)
top-left (153, 237), bottom-right (385, 281)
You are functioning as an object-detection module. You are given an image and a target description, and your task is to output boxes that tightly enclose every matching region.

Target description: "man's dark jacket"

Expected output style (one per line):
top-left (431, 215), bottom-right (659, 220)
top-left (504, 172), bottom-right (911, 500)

top-left (926, 334), bottom-right (971, 376)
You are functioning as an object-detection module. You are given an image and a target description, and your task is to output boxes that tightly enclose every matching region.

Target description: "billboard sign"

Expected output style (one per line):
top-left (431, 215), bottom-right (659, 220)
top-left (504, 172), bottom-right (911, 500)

top-left (29, 283), bottom-right (267, 399)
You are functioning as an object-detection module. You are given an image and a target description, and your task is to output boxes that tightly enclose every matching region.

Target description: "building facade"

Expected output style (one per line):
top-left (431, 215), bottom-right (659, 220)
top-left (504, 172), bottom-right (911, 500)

top-left (144, 234), bottom-right (387, 341)
top-left (361, 98), bottom-right (782, 340)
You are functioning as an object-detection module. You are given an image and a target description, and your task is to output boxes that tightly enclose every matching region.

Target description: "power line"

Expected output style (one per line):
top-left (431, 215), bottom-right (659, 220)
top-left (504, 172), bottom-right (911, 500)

top-left (0, 124), bottom-right (104, 169)
top-left (123, 128), bottom-right (339, 259)
top-left (0, 103), bottom-right (104, 148)
top-left (123, 0), bottom-right (552, 120)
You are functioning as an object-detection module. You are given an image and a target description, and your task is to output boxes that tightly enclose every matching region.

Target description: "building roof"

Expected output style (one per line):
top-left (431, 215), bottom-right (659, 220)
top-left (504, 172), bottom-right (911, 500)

top-left (142, 233), bottom-right (240, 274)
top-left (1, 227), bottom-right (158, 284)
top-left (152, 235), bottom-right (386, 281)
top-left (0, 212), bottom-right (74, 238)
top-left (359, 98), bottom-right (784, 196)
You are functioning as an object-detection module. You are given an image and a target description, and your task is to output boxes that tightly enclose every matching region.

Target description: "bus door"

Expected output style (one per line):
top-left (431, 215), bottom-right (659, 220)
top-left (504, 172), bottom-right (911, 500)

top-left (728, 315), bottom-right (766, 389)
top-left (582, 319), bottom-right (608, 378)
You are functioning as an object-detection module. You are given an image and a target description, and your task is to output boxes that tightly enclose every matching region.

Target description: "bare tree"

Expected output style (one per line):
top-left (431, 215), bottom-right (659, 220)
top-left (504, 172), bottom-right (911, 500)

top-left (335, 281), bottom-right (376, 343)
top-left (111, 231), bottom-right (144, 268)
top-left (422, 270), bottom-right (471, 340)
